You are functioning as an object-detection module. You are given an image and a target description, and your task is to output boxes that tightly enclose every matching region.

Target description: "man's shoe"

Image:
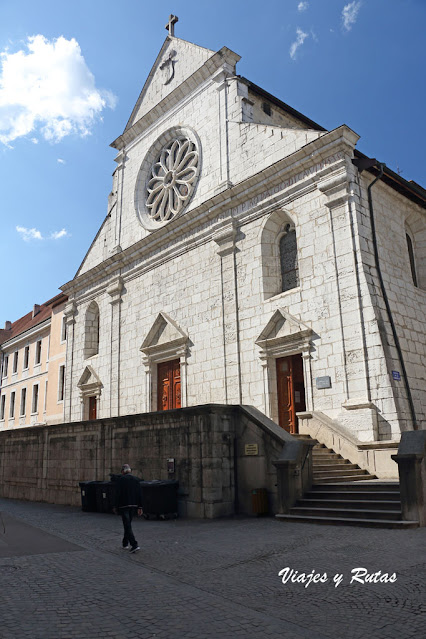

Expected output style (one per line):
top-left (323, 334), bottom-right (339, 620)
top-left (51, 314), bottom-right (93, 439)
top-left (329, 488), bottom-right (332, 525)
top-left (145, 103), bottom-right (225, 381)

top-left (122, 545), bottom-right (129, 550)
top-left (129, 545), bottom-right (140, 554)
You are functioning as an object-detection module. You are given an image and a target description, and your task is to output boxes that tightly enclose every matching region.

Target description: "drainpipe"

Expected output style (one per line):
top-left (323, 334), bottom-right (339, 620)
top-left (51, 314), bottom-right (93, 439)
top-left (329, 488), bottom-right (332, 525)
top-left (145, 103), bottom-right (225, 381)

top-left (352, 157), bottom-right (418, 430)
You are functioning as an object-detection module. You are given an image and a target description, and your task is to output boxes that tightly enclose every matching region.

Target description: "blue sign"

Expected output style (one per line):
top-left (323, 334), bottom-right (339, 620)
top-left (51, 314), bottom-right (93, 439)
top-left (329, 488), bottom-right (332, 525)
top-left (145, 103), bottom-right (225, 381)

top-left (392, 371), bottom-right (401, 381)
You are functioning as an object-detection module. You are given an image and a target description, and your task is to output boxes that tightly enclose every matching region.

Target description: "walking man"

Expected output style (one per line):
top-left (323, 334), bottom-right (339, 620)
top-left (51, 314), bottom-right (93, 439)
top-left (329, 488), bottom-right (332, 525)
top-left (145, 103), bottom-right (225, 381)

top-left (113, 464), bottom-right (143, 553)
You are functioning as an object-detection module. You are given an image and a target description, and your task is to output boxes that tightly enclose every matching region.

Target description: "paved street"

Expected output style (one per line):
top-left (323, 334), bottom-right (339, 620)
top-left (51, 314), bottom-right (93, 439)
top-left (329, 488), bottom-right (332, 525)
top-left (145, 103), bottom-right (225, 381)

top-left (0, 497), bottom-right (425, 639)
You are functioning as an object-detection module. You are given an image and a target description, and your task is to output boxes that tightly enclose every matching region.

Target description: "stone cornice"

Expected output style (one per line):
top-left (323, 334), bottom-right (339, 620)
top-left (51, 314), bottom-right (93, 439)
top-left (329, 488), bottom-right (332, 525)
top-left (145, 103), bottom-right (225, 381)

top-left (213, 220), bottom-right (237, 256)
top-left (61, 125), bottom-right (358, 297)
top-left (106, 276), bottom-right (124, 306)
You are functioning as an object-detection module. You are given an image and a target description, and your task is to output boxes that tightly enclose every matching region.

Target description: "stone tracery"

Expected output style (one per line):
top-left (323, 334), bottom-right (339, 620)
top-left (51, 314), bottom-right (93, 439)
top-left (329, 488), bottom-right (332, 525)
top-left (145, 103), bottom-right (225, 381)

top-left (146, 136), bottom-right (199, 223)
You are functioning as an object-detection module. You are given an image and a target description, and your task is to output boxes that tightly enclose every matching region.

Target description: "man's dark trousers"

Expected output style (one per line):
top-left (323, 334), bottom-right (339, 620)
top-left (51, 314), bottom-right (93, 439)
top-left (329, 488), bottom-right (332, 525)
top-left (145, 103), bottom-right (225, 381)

top-left (120, 507), bottom-right (137, 548)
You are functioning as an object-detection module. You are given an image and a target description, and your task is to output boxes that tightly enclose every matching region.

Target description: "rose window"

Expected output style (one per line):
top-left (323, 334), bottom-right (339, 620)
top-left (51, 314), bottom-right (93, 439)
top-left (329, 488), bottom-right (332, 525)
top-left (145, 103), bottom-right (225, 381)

top-left (146, 137), bottom-right (199, 223)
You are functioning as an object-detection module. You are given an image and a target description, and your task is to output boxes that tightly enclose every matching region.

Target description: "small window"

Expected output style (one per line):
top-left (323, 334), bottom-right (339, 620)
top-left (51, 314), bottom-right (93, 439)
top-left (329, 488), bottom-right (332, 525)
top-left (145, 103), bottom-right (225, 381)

top-left (280, 225), bottom-right (299, 292)
top-left (24, 345), bottom-right (30, 370)
top-left (61, 316), bottom-right (67, 342)
top-left (262, 101), bottom-right (272, 116)
top-left (9, 392), bottom-right (15, 419)
top-left (406, 233), bottom-right (418, 287)
top-left (32, 384), bottom-right (39, 414)
top-left (35, 340), bottom-right (42, 365)
top-left (0, 395), bottom-right (5, 420)
top-left (13, 351), bottom-right (18, 374)
top-left (58, 365), bottom-right (65, 401)
top-left (20, 388), bottom-right (27, 417)
top-left (2, 355), bottom-right (8, 378)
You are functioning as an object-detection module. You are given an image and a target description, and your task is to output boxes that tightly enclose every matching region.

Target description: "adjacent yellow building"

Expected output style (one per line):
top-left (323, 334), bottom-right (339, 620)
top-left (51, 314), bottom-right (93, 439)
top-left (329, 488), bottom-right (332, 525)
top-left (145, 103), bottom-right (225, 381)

top-left (0, 293), bottom-right (67, 429)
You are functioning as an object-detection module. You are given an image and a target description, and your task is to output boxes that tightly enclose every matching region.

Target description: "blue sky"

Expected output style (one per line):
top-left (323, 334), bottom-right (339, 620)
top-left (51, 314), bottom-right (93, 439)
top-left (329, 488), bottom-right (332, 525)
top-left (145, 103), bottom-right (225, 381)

top-left (1, 0), bottom-right (425, 323)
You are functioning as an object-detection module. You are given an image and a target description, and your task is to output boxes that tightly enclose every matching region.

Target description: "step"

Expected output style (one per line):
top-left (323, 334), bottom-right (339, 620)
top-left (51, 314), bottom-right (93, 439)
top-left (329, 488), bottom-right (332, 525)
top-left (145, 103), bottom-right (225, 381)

top-left (311, 482), bottom-right (399, 491)
top-left (312, 475), bottom-right (378, 483)
top-left (289, 507), bottom-right (403, 521)
top-left (306, 490), bottom-right (401, 501)
top-left (313, 457), bottom-right (342, 463)
top-left (312, 452), bottom-right (342, 458)
top-left (314, 472), bottom-right (372, 481)
top-left (276, 514), bottom-right (419, 529)
top-left (298, 499), bottom-right (402, 510)
top-left (313, 463), bottom-right (359, 472)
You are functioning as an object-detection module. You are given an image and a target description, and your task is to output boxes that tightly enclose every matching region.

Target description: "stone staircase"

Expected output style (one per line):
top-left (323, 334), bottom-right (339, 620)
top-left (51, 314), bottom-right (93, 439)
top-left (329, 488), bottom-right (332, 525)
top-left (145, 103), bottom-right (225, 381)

top-left (312, 439), bottom-right (377, 483)
top-left (276, 435), bottom-right (419, 528)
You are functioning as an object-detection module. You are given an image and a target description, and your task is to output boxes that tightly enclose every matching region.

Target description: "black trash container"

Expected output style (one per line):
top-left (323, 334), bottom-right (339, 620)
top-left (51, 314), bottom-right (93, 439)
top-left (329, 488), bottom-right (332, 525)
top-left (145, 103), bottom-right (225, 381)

top-left (110, 473), bottom-right (144, 483)
top-left (79, 481), bottom-right (102, 512)
top-left (140, 480), bottom-right (179, 519)
top-left (95, 481), bottom-right (117, 514)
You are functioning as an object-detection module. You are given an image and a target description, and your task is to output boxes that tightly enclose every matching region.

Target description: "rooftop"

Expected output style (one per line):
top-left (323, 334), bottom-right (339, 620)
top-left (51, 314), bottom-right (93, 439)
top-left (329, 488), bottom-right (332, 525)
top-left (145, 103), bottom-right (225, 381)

top-left (0, 292), bottom-right (67, 347)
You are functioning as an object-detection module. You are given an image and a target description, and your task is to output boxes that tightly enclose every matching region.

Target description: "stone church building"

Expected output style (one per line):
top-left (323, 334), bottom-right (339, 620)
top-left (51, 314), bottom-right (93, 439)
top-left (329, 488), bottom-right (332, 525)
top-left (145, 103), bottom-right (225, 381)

top-left (60, 21), bottom-right (425, 480)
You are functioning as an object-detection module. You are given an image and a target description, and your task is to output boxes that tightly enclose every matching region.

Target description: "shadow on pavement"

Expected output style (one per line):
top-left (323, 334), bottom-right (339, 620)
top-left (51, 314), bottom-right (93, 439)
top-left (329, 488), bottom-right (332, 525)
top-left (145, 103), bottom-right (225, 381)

top-left (0, 511), bottom-right (83, 558)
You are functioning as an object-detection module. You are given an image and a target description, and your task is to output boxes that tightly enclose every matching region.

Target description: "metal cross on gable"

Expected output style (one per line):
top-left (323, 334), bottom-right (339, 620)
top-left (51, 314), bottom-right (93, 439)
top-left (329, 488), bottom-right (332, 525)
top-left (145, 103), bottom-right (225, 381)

top-left (165, 14), bottom-right (178, 37)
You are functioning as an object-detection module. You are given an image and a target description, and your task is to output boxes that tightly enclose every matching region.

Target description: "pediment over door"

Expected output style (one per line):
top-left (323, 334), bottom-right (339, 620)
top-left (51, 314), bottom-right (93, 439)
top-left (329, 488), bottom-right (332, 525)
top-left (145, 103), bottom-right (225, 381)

top-left (77, 365), bottom-right (103, 398)
top-left (256, 308), bottom-right (312, 357)
top-left (140, 312), bottom-right (189, 363)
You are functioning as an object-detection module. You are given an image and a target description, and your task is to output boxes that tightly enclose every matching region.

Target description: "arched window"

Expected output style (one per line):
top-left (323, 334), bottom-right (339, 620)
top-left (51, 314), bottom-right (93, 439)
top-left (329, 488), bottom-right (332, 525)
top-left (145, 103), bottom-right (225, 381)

top-left (280, 224), bottom-right (299, 292)
top-left (260, 210), bottom-right (300, 299)
top-left (406, 232), bottom-right (418, 288)
top-left (84, 301), bottom-right (100, 359)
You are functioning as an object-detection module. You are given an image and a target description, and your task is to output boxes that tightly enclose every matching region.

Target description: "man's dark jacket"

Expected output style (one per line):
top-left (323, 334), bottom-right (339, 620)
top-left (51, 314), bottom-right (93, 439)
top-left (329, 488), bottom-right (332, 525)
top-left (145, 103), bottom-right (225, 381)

top-left (115, 474), bottom-right (143, 509)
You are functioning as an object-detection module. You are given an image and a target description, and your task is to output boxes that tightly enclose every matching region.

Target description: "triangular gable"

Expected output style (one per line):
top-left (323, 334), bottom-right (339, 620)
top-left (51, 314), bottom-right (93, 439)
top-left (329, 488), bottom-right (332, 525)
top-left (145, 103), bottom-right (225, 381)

top-left (256, 309), bottom-right (312, 349)
top-left (140, 312), bottom-right (188, 357)
top-left (77, 365), bottom-right (102, 392)
top-left (125, 36), bottom-right (215, 132)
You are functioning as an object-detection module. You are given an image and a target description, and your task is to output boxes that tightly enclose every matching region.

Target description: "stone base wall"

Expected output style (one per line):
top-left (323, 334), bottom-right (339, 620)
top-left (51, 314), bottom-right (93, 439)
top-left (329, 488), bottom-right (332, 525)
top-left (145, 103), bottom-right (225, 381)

top-left (0, 404), bottom-right (288, 518)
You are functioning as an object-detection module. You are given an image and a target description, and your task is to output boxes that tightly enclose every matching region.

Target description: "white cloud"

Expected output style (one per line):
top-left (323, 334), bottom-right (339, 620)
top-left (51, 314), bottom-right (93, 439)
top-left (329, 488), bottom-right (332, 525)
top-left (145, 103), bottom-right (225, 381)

top-left (16, 225), bottom-right (70, 241)
top-left (0, 35), bottom-right (117, 145)
top-left (16, 226), bottom-right (43, 241)
top-left (342, 1), bottom-right (362, 31)
top-left (298, 2), bottom-right (309, 11)
top-left (57, 158), bottom-right (65, 164)
top-left (290, 28), bottom-right (309, 60)
top-left (50, 228), bottom-right (69, 240)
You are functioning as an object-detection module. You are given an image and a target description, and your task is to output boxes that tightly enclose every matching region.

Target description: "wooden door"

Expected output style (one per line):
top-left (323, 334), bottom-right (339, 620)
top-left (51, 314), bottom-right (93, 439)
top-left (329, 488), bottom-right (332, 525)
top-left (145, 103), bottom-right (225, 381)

top-left (157, 359), bottom-right (181, 411)
top-left (89, 396), bottom-right (97, 420)
top-left (276, 355), bottom-right (305, 433)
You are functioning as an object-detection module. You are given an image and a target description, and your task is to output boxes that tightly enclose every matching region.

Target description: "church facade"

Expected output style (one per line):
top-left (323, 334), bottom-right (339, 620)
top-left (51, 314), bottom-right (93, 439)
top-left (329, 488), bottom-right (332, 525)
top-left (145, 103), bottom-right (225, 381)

top-left (60, 24), bottom-right (426, 478)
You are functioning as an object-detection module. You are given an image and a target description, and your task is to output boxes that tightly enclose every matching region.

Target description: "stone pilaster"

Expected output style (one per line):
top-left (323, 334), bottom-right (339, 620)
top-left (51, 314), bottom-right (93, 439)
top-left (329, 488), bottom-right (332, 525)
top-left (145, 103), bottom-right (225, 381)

top-left (107, 275), bottom-right (124, 417)
top-left (63, 300), bottom-right (77, 423)
top-left (319, 171), bottom-right (377, 438)
top-left (112, 150), bottom-right (126, 251)
top-left (213, 220), bottom-right (241, 404)
top-left (212, 68), bottom-right (234, 194)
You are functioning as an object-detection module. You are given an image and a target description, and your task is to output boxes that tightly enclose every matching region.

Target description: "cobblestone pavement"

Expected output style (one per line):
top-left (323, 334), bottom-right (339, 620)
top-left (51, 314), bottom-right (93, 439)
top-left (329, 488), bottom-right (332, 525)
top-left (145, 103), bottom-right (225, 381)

top-left (0, 498), bottom-right (425, 639)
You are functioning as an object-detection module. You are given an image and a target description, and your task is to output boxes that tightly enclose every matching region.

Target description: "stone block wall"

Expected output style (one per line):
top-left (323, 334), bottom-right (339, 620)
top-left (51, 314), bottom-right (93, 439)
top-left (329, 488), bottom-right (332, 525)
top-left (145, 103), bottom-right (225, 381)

top-left (357, 175), bottom-right (426, 431)
top-left (0, 405), bottom-right (288, 518)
